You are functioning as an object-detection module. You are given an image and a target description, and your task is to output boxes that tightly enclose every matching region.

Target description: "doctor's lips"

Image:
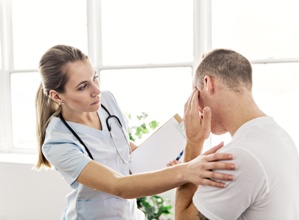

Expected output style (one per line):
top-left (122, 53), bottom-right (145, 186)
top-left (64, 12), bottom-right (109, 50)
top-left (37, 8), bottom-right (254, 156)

top-left (91, 99), bottom-right (100, 105)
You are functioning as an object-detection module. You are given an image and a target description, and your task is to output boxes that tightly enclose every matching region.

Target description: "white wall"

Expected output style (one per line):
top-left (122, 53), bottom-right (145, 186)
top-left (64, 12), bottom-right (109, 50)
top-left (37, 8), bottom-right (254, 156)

top-left (0, 162), bottom-right (70, 220)
top-left (0, 161), bottom-right (176, 220)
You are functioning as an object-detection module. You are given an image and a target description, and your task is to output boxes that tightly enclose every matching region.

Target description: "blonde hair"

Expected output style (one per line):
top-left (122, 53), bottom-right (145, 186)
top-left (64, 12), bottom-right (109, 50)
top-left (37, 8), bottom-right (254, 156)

top-left (35, 45), bottom-right (88, 168)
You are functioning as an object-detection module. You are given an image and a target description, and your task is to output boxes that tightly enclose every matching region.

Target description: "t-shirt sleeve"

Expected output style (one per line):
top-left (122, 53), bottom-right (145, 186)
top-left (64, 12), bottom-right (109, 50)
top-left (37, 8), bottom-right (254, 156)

top-left (192, 147), bottom-right (268, 220)
top-left (42, 138), bottom-right (92, 186)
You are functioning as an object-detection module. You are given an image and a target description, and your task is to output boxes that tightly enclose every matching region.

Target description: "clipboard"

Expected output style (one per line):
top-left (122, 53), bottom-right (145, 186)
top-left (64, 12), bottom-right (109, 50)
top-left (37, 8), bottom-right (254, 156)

top-left (129, 114), bottom-right (186, 174)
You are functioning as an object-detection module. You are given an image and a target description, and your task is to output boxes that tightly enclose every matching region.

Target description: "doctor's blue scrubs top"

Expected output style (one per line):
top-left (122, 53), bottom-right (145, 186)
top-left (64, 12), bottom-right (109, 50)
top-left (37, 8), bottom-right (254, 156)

top-left (42, 91), bottom-right (145, 220)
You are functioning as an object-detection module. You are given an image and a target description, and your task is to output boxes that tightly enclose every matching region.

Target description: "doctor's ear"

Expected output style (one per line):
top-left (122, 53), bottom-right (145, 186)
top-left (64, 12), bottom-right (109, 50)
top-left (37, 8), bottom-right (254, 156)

top-left (49, 90), bottom-right (63, 105)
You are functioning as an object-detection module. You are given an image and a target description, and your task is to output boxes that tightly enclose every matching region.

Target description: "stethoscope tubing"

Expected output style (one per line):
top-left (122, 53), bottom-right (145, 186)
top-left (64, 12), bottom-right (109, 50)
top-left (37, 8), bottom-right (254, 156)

top-left (59, 104), bottom-right (132, 163)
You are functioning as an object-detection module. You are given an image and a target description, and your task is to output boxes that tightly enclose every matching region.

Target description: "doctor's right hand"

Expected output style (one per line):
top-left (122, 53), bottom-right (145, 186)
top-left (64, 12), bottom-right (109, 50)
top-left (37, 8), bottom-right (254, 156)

top-left (184, 143), bottom-right (236, 188)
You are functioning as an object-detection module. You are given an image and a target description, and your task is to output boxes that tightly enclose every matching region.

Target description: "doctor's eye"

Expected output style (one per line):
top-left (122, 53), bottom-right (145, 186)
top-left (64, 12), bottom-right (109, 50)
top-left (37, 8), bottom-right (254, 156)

top-left (78, 84), bottom-right (87, 91)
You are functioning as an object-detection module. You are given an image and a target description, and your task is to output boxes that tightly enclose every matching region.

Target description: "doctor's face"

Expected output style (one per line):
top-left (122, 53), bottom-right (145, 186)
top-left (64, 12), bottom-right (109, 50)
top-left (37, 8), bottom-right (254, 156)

top-left (59, 59), bottom-right (101, 114)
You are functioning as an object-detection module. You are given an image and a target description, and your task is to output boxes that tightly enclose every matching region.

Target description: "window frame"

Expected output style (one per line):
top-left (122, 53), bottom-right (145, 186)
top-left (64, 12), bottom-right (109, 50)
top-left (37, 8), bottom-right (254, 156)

top-left (0, 0), bottom-right (13, 153)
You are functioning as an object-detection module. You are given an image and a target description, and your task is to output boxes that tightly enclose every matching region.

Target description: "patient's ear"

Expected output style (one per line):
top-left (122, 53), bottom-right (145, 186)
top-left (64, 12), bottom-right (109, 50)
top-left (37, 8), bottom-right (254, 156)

top-left (204, 75), bottom-right (215, 94)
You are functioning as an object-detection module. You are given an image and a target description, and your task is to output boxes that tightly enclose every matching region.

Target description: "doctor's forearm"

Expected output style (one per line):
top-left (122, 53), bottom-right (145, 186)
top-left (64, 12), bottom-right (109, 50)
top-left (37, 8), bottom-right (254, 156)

top-left (116, 164), bottom-right (188, 199)
top-left (77, 160), bottom-right (188, 199)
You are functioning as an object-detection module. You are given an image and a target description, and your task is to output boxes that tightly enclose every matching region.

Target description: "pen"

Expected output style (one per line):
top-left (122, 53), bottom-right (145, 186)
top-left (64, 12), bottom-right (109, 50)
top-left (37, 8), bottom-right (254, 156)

top-left (175, 150), bottom-right (184, 161)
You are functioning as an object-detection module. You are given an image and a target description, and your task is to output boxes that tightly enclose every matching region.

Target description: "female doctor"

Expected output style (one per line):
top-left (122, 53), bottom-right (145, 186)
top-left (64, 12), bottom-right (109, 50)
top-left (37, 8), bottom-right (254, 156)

top-left (35, 44), bottom-right (235, 220)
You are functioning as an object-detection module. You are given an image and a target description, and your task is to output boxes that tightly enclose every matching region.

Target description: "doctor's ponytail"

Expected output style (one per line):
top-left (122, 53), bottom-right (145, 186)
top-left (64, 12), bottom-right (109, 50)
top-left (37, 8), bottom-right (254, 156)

top-left (34, 44), bottom-right (88, 169)
top-left (35, 83), bottom-right (60, 168)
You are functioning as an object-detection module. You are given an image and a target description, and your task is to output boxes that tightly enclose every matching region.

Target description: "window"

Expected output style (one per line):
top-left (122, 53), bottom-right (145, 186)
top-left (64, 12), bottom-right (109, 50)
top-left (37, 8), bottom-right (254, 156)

top-left (11, 72), bottom-right (41, 149)
top-left (1, 0), bottom-right (193, 154)
top-left (11, 0), bottom-right (88, 69)
top-left (101, 0), bottom-right (193, 65)
top-left (211, 0), bottom-right (299, 60)
top-left (1, 0), bottom-right (298, 156)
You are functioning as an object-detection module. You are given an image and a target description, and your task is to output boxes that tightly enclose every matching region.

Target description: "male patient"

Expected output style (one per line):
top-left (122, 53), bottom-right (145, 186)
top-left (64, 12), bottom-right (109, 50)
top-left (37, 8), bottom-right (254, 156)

top-left (175, 49), bottom-right (299, 220)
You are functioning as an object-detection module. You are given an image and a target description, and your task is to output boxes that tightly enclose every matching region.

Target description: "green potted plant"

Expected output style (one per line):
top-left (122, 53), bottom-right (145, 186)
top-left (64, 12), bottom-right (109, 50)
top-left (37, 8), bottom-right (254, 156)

top-left (137, 195), bottom-right (173, 220)
top-left (127, 112), bottom-right (174, 220)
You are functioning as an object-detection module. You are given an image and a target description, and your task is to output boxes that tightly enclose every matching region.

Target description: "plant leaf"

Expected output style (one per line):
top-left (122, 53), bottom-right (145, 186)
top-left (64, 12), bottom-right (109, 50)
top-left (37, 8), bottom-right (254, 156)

top-left (149, 120), bottom-right (159, 130)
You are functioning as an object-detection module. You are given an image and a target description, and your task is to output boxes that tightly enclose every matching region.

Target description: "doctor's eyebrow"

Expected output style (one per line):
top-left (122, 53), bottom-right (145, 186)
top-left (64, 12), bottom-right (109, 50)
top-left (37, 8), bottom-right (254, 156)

top-left (75, 71), bottom-right (99, 89)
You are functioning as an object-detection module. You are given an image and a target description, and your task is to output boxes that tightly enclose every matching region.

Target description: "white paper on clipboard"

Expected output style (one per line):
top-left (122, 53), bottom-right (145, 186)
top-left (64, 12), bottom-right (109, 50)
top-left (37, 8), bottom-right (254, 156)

top-left (129, 114), bottom-right (186, 174)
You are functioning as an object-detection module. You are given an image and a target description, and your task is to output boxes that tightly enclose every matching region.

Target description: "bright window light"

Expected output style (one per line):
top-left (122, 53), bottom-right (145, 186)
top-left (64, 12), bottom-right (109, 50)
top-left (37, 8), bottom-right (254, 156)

top-left (212, 0), bottom-right (299, 60)
top-left (101, 0), bottom-right (193, 65)
top-left (100, 67), bottom-right (193, 130)
top-left (12, 0), bottom-right (87, 69)
top-left (252, 63), bottom-right (299, 150)
top-left (11, 72), bottom-right (40, 149)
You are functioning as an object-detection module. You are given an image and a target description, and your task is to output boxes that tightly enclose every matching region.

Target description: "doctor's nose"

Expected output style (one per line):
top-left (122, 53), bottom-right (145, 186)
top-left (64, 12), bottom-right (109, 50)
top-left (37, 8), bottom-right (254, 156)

top-left (91, 83), bottom-right (101, 97)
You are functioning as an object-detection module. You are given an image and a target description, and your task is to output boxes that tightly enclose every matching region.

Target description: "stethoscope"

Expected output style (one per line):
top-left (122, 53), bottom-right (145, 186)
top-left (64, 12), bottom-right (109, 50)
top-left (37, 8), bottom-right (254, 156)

top-left (59, 104), bottom-right (132, 164)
